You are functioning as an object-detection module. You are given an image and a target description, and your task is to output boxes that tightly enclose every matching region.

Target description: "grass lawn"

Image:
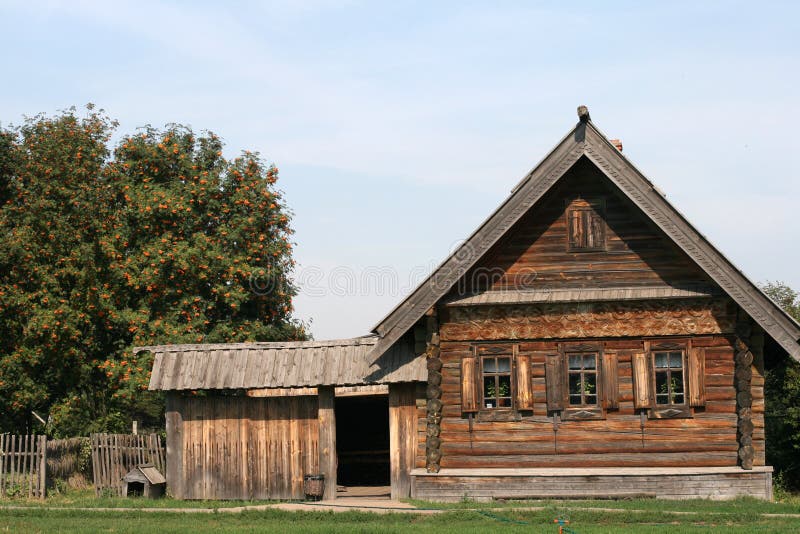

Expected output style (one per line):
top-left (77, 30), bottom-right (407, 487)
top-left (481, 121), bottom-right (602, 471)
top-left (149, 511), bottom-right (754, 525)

top-left (2, 493), bottom-right (800, 532)
top-left (0, 488), bottom-right (274, 509)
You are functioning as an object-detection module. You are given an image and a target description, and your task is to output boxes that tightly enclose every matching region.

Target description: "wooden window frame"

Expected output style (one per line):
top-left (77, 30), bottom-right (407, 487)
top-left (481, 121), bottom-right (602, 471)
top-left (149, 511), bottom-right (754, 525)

top-left (480, 354), bottom-right (514, 411)
top-left (466, 344), bottom-right (534, 422)
top-left (566, 352), bottom-right (600, 407)
top-left (646, 340), bottom-right (692, 419)
top-left (560, 343), bottom-right (605, 421)
top-left (566, 198), bottom-right (606, 252)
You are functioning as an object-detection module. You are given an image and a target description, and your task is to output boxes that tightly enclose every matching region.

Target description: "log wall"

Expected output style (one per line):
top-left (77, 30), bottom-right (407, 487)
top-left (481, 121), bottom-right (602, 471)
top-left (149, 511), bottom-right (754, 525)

top-left (424, 300), bottom-right (765, 473)
top-left (412, 467), bottom-right (773, 501)
top-left (165, 393), bottom-right (319, 500)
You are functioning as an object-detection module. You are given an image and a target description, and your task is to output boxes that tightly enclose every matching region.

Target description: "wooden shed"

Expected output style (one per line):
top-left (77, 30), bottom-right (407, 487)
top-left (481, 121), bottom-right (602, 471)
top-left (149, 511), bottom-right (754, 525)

top-left (140, 337), bottom-right (425, 500)
top-left (143, 108), bottom-right (800, 501)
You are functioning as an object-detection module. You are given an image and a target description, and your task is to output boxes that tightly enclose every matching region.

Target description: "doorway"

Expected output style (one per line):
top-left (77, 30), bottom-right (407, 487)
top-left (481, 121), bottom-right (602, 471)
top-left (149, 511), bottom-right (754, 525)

top-left (335, 395), bottom-right (390, 493)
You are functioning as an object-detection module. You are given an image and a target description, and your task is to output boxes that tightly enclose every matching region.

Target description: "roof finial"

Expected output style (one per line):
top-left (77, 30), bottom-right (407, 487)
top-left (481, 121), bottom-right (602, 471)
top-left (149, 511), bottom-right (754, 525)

top-left (577, 105), bottom-right (590, 122)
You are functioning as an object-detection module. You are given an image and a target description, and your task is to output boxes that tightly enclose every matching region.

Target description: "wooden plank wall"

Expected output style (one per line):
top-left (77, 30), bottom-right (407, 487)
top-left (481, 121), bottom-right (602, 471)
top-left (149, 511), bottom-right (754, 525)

top-left (166, 394), bottom-right (319, 500)
top-left (0, 434), bottom-right (47, 499)
top-left (461, 158), bottom-right (713, 292)
top-left (90, 433), bottom-right (165, 496)
top-left (429, 332), bottom-right (763, 470)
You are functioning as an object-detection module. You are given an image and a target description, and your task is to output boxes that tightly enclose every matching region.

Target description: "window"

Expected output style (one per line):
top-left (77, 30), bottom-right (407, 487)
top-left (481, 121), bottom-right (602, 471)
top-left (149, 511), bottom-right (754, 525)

top-left (567, 353), bottom-right (599, 406)
top-left (566, 199), bottom-right (605, 251)
top-left (653, 350), bottom-right (685, 406)
top-left (544, 345), bottom-right (612, 420)
top-left (461, 344), bottom-right (534, 417)
top-left (482, 355), bottom-right (512, 408)
top-left (631, 341), bottom-right (705, 419)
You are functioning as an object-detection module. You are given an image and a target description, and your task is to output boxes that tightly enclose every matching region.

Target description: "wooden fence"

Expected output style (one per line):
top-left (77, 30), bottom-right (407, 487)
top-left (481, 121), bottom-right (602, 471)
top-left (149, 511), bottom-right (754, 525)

top-left (0, 434), bottom-right (47, 499)
top-left (91, 433), bottom-right (165, 496)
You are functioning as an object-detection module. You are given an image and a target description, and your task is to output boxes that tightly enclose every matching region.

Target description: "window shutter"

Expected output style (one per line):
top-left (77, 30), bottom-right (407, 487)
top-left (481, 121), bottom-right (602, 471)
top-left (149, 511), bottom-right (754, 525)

top-left (601, 352), bottom-right (619, 409)
top-left (545, 354), bottom-right (565, 412)
top-left (460, 352), bottom-right (479, 413)
top-left (568, 210), bottom-right (584, 248)
top-left (514, 352), bottom-right (534, 411)
top-left (688, 347), bottom-right (706, 407)
top-left (632, 352), bottom-right (652, 409)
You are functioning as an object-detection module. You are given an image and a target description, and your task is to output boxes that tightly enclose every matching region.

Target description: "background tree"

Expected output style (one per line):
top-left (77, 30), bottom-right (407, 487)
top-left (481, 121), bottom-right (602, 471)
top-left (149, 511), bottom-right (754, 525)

top-left (0, 106), bottom-right (305, 437)
top-left (762, 281), bottom-right (800, 489)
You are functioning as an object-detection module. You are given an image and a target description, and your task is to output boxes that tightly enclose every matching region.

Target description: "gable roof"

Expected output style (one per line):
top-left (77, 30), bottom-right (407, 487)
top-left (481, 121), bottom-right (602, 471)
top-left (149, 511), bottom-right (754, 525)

top-left (370, 114), bottom-right (800, 361)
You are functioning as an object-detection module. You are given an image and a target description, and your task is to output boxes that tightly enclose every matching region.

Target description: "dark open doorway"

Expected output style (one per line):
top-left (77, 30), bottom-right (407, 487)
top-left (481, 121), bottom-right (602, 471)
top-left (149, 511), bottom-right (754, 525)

top-left (335, 395), bottom-right (390, 488)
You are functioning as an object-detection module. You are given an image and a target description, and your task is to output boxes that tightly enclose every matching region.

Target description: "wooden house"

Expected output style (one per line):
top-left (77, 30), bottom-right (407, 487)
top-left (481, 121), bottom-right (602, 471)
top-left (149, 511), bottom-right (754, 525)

top-left (141, 108), bottom-right (800, 501)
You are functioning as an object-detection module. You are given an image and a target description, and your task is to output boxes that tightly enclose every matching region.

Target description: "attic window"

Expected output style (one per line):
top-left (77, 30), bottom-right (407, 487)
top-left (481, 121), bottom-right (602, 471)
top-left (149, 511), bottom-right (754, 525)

top-left (566, 199), bottom-right (606, 251)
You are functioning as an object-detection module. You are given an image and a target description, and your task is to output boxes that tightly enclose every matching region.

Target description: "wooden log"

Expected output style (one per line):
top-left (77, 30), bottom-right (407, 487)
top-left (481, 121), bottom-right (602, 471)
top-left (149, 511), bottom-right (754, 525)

top-left (734, 366), bottom-right (752, 382)
top-left (427, 358), bottom-right (443, 371)
top-left (426, 384), bottom-right (442, 400)
top-left (736, 391), bottom-right (753, 408)
top-left (735, 350), bottom-right (754, 366)
top-left (318, 386), bottom-right (336, 500)
top-left (428, 372), bottom-right (442, 386)
top-left (737, 419), bottom-right (754, 435)
top-left (427, 399), bottom-right (443, 413)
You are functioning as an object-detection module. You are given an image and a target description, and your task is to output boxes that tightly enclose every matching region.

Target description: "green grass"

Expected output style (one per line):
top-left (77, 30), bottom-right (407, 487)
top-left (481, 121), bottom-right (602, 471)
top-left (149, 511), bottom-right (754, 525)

top-left (0, 488), bottom-right (276, 509)
top-left (409, 494), bottom-right (800, 515)
top-left (1, 506), bottom-right (800, 533)
top-left (2, 491), bottom-right (800, 532)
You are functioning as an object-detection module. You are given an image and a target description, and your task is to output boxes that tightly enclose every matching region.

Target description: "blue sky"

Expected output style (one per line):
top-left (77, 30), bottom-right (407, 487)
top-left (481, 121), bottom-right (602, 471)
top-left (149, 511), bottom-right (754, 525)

top-left (2, 1), bottom-right (798, 339)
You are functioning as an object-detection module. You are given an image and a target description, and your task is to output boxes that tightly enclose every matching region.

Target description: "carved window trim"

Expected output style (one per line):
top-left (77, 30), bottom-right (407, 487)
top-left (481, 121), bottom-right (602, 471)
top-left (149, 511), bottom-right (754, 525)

top-left (566, 198), bottom-right (606, 252)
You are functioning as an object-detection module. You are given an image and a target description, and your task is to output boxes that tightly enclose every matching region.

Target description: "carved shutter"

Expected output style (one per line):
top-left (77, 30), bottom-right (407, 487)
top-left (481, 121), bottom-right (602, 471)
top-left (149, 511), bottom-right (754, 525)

top-left (688, 346), bottom-right (706, 407)
top-left (632, 352), bottom-right (652, 409)
top-left (601, 352), bottom-right (619, 409)
top-left (545, 354), bottom-right (565, 412)
top-left (461, 351), bottom-right (479, 413)
top-left (514, 351), bottom-right (534, 411)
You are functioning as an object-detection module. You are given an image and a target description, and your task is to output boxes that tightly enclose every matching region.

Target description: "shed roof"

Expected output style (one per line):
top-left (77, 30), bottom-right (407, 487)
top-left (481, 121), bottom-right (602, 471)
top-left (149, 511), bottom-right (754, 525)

top-left (369, 114), bottom-right (800, 361)
top-left (140, 336), bottom-right (423, 391)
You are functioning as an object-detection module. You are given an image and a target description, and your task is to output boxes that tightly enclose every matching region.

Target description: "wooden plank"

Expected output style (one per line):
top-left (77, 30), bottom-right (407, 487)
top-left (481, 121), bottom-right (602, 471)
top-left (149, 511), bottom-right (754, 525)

top-left (688, 346), bottom-right (706, 406)
top-left (514, 352), bottom-right (534, 411)
top-left (632, 352), bottom-right (652, 409)
top-left (545, 354), bottom-right (564, 411)
top-left (27, 435), bottom-right (33, 499)
top-left (0, 433), bottom-right (5, 495)
top-left (390, 383), bottom-right (418, 499)
top-left (318, 386), bottom-right (336, 500)
top-left (460, 353), bottom-right (479, 412)
top-left (165, 394), bottom-right (183, 498)
top-left (602, 352), bottom-right (619, 409)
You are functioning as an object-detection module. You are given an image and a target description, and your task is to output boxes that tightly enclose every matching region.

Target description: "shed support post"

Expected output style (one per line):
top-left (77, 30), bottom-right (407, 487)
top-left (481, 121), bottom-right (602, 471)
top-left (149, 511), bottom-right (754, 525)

top-left (389, 383), bottom-right (417, 500)
top-left (318, 386), bottom-right (336, 500)
top-left (165, 393), bottom-right (184, 499)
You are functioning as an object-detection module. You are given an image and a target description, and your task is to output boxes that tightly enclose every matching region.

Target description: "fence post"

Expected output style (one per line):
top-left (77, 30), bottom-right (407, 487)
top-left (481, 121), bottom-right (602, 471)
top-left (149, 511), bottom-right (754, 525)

top-left (38, 435), bottom-right (47, 499)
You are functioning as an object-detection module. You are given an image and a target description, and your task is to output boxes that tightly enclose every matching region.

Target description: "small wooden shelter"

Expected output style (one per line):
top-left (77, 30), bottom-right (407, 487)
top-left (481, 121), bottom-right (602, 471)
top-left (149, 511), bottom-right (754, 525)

top-left (142, 108), bottom-right (800, 501)
top-left (122, 464), bottom-right (166, 498)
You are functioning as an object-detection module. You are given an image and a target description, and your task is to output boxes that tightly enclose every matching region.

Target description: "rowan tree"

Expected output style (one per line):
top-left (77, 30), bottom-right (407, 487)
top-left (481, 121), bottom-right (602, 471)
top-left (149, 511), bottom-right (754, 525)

top-left (0, 106), bottom-right (305, 436)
